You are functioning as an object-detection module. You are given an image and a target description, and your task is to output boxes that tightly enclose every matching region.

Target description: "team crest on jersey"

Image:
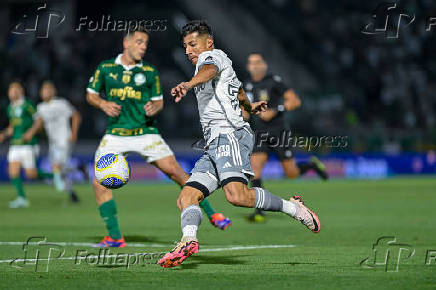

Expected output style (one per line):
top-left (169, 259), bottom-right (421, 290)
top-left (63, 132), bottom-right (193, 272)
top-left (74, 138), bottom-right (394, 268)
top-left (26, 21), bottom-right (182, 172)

top-left (134, 73), bottom-right (146, 86)
top-left (122, 71), bottom-right (131, 84)
top-left (259, 89), bottom-right (269, 101)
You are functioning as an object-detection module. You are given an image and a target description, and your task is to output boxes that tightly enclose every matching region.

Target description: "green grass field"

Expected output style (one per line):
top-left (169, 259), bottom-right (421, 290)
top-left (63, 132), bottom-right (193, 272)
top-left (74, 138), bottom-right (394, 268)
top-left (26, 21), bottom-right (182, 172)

top-left (0, 177), bottom-right (435, 289)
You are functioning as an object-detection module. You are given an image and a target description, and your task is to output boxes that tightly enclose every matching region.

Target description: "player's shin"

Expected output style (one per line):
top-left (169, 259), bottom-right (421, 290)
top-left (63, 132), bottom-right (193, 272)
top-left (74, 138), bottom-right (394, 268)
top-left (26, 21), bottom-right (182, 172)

top-left (99, 199), bottom-right (122, 240)
top-left (11, 177), bottom-right (26, 198)
top-left (253, 187), bottom-right (296, 217)
top-left (181, 205), bottom-right (202, 242)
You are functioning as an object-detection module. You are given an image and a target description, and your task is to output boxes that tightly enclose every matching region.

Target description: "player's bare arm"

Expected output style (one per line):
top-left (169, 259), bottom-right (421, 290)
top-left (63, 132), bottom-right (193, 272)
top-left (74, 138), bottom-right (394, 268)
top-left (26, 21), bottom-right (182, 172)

top-left (0, 124), bottom-right (13, 143)
top-left (70, 110), bottom-right (81, 142)
top-left (238, 87), bottom-right (267, 115)
top-left (86, 92), bottom-right (121, 117)
top-left (172, 64), bottom-right (218, 102)
top-left (144, 99), bottom-right (163, 117)
top-left (22, 117), bottom-right (43, 142)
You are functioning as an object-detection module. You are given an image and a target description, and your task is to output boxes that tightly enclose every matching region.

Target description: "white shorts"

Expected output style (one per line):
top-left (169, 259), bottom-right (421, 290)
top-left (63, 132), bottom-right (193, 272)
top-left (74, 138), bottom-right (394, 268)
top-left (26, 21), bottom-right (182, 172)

top-left (49, 144), bottom-right (71, 166)
top-left (95, 134), bottom-right (174, 163)
top-left (7, 145), bottom-right (40, 169)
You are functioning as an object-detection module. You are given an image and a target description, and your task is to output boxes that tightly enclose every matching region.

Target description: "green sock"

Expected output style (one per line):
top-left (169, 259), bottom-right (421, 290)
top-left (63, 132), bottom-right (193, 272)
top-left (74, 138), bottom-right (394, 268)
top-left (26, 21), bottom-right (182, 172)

top-left (37, 169), bottom-right (54, 179)
top-left (11, 177), bottom-right (26, 198)
top-left (199, 198), bottom-right (216, 219)
top-left (99, 199), bottom-right (122, 240)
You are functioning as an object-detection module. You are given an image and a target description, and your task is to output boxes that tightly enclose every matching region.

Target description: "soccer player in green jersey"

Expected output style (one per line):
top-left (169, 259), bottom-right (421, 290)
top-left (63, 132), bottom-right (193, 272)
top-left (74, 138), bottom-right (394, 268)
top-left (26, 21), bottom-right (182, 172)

top-left (86, 27), bottom-right (231, 247)
top-left (0, 81), bottom-right (54, 208)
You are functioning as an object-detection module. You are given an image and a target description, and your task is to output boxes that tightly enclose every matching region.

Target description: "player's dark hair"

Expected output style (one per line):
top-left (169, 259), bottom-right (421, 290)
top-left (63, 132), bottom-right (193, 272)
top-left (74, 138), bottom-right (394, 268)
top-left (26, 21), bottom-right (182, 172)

top-left (125, 25), bottom-right (150, 39)
top-left (181, 20), bottom-right (212, 38)
top-left (8, 79), bottom-right (24, 90)
top-left (249, 52), bottom-right (266, 61)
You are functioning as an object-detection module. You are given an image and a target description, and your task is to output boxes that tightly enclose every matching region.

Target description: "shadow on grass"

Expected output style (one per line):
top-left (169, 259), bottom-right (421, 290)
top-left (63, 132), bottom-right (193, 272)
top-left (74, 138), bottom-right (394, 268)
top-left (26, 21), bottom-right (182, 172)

top-left (174, 255), bottom-right (248, 270)
top-left (86, 235), bottom-right (169, 244)
top-left (269, 262), bottom-right (317, 265)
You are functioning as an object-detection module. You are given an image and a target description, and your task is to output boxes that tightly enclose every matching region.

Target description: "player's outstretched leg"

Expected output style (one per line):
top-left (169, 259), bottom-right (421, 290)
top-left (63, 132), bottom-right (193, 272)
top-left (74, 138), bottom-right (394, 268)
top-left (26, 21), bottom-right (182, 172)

top-left (159, 186), bottom-right (203, 268)
top-left (223, 182), bottom-right (321, 233)
top-left (153, 155), bottom-right (231, 230)
top-left (92, 179), bottom-right (125, 247)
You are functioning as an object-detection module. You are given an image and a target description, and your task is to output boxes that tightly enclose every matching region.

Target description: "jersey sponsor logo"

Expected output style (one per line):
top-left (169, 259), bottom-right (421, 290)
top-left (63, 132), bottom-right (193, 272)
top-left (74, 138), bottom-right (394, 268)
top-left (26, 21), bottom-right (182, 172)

top-left (13, 107), bottom-right (23, 117)
top-left (134, 73), bottom-right (146, 86)
top-left (194, 83), bottom-right (206, 94)
top-left (109, 73), bottom-right (118, 80)
top-left (216, 144), bottom-right (231, 158)
top-left (109, 86), bottom-right (141, 100)
top-left (223, 161), bottom-right (232, 168)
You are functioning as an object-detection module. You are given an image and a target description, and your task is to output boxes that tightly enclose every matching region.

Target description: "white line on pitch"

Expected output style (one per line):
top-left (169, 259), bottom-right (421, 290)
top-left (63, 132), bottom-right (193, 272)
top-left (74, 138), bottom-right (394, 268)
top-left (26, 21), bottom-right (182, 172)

top-left (0, 244), bottom-right (296, 264)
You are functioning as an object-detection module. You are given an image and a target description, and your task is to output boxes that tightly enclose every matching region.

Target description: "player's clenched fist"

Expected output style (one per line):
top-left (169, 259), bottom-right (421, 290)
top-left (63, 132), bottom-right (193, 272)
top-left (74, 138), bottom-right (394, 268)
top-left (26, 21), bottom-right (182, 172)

top-left (171, 82), bottom-right (191, 103)
top-left (99, 100), bottom-right (122, 117)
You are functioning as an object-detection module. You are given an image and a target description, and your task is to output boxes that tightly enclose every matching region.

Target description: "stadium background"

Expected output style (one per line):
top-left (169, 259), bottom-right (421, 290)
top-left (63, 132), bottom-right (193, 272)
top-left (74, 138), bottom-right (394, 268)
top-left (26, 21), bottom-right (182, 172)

top-left (1, 0), bottom-right (436, 181)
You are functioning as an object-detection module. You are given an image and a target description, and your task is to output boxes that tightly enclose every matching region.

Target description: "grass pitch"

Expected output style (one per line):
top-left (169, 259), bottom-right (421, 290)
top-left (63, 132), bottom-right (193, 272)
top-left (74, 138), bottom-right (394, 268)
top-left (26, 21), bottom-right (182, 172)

top-left (0, 177), bottom-right (435, 289)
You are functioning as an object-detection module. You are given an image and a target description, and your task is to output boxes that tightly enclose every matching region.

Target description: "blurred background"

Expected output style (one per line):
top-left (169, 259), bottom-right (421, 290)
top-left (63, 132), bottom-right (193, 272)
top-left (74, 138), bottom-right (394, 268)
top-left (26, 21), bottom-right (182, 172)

top-left (1, 0), bottom-right (435, 181)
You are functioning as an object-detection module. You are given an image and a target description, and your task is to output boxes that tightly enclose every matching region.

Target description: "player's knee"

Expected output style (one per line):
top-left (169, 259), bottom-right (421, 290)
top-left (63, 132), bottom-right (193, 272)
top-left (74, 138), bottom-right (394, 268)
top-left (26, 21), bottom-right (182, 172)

top-left (25, 170), bottom-right (37, 180)
top-left (178, 187), bottom-right (203, 209)
top-left (223, 182), bottom-right (249, 207)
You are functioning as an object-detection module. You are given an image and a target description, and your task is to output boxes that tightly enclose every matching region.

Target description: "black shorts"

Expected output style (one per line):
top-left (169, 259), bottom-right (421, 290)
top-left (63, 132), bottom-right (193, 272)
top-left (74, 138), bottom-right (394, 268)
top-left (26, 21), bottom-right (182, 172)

top-left (252, 131), bottom-right (294, 161)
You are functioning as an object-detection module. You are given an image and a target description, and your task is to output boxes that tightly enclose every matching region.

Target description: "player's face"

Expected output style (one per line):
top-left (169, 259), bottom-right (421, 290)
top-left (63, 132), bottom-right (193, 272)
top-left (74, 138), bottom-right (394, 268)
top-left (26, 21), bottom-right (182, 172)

top-left (124, 32), bottom-right (148, 62)
top-left (183, 32), bottom-right (213, 65)
top-left (40, 83), bottom-right (56, 102)
top-left (247, 54), bottom-right (267, 78)
top-left (8, 83), bottom-right (23, 102)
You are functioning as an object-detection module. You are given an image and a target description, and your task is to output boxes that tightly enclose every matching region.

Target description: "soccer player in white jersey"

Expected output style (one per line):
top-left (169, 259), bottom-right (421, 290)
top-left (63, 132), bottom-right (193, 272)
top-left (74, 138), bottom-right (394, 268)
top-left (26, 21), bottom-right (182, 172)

top-left (23, 81), bottom-right (81, 202)
top-left (159, 21), bottom-right (321, 268)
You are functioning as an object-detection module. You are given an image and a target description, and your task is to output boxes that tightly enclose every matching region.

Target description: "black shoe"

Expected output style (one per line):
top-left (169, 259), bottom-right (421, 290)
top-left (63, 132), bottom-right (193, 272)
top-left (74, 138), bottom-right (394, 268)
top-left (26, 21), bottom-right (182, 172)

top-left (247, 208), bottom-right (266, 223)
top-left (310, 156), bottom-right (329, 180)
top-left (70, 191), bottom-right (80, 203)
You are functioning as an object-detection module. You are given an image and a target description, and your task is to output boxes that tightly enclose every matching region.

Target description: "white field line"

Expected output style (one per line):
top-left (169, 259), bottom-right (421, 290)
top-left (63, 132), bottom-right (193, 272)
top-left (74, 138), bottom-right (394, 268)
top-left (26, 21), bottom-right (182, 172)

top-left (0, 244), bottom-right (296, 264)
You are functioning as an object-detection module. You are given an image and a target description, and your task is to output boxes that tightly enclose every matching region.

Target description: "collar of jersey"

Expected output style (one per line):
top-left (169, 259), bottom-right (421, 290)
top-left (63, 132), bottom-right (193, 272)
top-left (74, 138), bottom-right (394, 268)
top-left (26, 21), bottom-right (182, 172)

top-left (115, 54), bottom-right (143, 70)
top-left (12, 96), bottom-right (25, 107)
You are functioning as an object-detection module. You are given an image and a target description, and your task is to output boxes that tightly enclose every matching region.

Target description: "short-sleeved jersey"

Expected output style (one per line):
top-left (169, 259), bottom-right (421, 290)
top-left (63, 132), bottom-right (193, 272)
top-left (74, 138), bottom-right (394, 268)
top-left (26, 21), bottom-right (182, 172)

top-left (6, 98), bottom-right (37, 145)
top-left (194, 49), bottom-right (249, 145)
top-left (35, 98), bottom-right (74, 147)
top-left (244, 74), bottom-right (287, 132)
top-left (87, 54), bottom-right (163, 136)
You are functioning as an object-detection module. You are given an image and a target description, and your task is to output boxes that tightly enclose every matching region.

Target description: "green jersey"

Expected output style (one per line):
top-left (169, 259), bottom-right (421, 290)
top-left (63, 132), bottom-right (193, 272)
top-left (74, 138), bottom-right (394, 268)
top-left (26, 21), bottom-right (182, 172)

top-left (87, 54), bottom-right (163, 136)
top-left (6, 98), bottom-right (37, 145)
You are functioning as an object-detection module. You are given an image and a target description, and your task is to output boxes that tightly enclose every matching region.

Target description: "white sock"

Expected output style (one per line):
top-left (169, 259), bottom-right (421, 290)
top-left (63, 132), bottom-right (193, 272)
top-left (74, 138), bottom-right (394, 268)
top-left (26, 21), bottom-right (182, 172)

top-left (282, 199), bottom-right (297, 217)
top-left (182, 225), bottom-right (198, 240)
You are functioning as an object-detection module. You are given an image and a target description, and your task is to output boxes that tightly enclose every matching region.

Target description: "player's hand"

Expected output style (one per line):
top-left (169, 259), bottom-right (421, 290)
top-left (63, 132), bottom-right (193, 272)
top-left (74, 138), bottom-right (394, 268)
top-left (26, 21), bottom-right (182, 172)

top-left (100, 100), bottom-right (121, 117)
top-left (251, 101), bottom-right (267, 115)
top-left (0, 133), bottom-right (4, 144)
top-left (171, 82), bottom-right (191, 103)
top-left (22, 131), bottom-right (33, 142)
top-left (144, 101), bottom-right (159, 117)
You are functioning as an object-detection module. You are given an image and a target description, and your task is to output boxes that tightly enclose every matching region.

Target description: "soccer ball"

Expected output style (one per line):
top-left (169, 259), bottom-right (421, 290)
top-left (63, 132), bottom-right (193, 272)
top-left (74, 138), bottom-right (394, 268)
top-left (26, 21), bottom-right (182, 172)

top-left (95, 153), bottom-right (130, 189)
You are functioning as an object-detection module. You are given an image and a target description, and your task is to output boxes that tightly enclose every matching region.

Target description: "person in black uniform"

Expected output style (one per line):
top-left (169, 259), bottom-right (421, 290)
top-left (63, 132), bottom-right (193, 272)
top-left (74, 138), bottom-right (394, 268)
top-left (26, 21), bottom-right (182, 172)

top-left (243, 53), bottom-right (328, 222)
